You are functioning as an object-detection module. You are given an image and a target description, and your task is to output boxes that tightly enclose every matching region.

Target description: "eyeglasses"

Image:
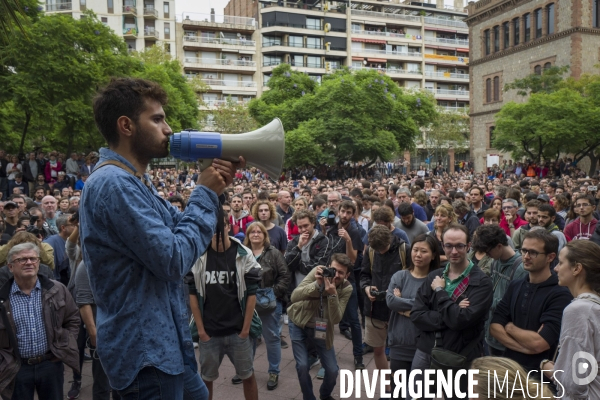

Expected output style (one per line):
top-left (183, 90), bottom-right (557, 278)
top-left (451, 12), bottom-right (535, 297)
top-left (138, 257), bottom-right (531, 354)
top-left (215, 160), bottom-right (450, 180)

top-left (576, 203), bottom-right (592, 208)
top-left (442, 244), bottom-right (468, 251)
top-left (328, 199), bottom-right (340, 204)
top-left (250, 231), bottom-right (263, 236)
top-left (521, 248), bottom-right (546, 258)
top-left (12, 257), bottom-right (40, 265)
top-left (502, 206), bottom-right (515, 210)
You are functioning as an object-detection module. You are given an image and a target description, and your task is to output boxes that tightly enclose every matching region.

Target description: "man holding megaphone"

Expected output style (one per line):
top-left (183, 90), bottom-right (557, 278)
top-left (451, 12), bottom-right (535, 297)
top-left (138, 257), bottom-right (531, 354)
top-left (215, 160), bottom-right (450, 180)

top-left (79, 78), bottom-right (245, 400)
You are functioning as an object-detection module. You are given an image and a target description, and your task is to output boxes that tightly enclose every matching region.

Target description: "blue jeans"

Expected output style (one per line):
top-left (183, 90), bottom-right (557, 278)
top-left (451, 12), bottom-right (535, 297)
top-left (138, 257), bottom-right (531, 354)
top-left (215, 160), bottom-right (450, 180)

top-left (11, 359), bottom-right (64, 400)
top-left (289, 321), bottom-right (339, 400)
top-left (257, 300), bottom-right (282, 374)
top-left (338, 281), bottom-right (363, 358)
top-left (117, 365), bottom-right (208, 400)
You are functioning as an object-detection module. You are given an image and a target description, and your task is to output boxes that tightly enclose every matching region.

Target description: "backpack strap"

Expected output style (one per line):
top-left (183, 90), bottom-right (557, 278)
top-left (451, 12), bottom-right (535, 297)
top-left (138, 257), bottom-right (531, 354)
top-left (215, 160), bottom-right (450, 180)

top-left (399, 242), bottom-right (406, 269)
top-left (93, 160), bottom-right (153, 190)
top-left (369, 247), bottom-right (374, 273)
top-left (508, 256), bottom-right (523, 280)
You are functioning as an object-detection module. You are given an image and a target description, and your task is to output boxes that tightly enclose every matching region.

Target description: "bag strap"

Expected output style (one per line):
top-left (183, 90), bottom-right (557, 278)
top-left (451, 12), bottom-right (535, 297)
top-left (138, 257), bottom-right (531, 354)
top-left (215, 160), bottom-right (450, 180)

top-left (399, 242), bottom-right (406, 269)
top-left (93, 160), bottom-right (153, 190)
top-left (492, 255), bottom-right (523, 292)
top-left (369, 247), bottom-right (374, 273)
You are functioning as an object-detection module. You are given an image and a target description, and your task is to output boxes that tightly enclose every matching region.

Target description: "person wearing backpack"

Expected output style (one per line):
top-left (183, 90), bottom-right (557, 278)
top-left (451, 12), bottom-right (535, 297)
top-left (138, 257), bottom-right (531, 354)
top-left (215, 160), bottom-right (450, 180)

top-left (360, 225), bottom-right (409, 388)
top-left (471, 224), bottom-right (526, 357)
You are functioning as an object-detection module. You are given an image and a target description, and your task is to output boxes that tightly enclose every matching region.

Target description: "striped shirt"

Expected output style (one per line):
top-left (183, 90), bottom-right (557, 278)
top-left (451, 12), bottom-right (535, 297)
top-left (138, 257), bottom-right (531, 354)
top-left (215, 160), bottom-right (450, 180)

top-left (10, 279), bottom-right (49, 358)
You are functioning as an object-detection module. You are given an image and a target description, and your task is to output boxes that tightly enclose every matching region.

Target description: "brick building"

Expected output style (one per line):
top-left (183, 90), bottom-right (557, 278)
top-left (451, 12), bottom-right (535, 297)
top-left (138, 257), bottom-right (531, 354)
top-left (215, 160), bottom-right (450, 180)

top-left (465, 0), bottom-right (600, 171)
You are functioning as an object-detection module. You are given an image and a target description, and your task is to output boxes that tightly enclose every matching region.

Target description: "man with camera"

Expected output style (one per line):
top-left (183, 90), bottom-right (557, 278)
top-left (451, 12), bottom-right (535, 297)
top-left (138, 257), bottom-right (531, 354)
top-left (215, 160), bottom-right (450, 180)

top-left (26, 207), bottom-right (53, 240)
top-left (360, 225), bottom-right (409, 380)
top-left (287, 254), bottom-right (354, 400)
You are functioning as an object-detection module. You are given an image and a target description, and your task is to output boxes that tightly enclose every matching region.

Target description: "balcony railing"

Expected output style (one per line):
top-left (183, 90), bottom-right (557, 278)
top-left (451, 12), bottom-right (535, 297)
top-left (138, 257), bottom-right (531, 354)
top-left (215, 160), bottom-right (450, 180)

top-left (183, 36), bottom-right (256, 46)
top-left (425, 37), bottom-right (469, 46)
top-left (426, 88), bottom-right (469, 96)
top-left (202, 79), bottom-right (257, 88)
top-left (144, 27), bottom-right (159, 39)
top-left (262, 41), bottom-right (345, 51)
top-left (123, 27), bottom-right (138, 36)
top-left (351, 29), bottom-right (418, 39)
top-left (425, 71), bottom-right (469, 79)
top-left (123, 4), bottom-right (136, 14)
top-left (350, 66), bottom-right (422, 75)
top-left (184, 57), bottom-right (257, 67)
top-left (439, 106), bottom-right (468, 112)
top-left (353, 48), bottom-right (422, 58)
top-left (143, 7), bottom-right (158, 18)
top-left (182, 13), bottom-right (256, 27)
top-left (263, 61), bottom-right (330, 69)
top-left (351, 9), bottom-right (421, 23)
top-left (46, 2), bottom-right (72, 11)
top-left (202, 99), bottom-right (252, 107)
top-left (424, 16), bottom-right (468, 29)
top-left (261, 22), bottom-right (345, 32)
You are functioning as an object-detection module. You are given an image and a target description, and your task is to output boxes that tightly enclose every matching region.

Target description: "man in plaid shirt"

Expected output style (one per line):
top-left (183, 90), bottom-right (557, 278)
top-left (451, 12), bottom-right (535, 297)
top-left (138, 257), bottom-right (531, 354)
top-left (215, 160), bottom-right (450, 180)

top-left (0, 242), bottom-right (80, 400)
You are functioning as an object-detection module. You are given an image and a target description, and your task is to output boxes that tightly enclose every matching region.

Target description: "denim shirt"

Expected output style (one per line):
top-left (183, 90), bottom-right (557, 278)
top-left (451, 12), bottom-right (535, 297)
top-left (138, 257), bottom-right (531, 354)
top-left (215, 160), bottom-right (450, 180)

top-left (79, 148), bottom-right (219, 390)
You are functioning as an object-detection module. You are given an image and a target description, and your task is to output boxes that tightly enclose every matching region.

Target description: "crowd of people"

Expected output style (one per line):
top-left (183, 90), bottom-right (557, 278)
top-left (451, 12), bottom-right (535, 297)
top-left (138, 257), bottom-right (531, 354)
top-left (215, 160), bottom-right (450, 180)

top-left (1, 77), bottom-right (600, 400)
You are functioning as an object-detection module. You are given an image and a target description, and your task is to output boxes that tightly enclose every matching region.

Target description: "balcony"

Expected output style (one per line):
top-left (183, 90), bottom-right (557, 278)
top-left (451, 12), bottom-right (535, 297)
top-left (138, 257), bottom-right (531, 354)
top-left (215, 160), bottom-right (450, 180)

top-left (352, 48), bottom-right (423, 59)
top-left (123, 27), bottom-right (139, 38)
top-left (351, 9), bottom-right (421, 24)
top-left (143, 7), bottom-right (158, 19)
top-left (424, 16), bottom-right (468, 29)
top-left (425, 37), bottom-right (469, 46)
top-left (123, 5), bottom-right (137, 15)
top-left (201, 99), bottom-right (252, 109)
top-left (351, 29), bottom-right (420, 41)
top-left (426, 88), bottom-right (469, 97)
top-left (350, 66), bottom-right (422, 77)
top-left (182, 13), bottom-right (256, 30)
top-left (425, 71), bottom-right (469, 80)
top-left (46, 1), bottom-right (72, 11)
top-left (184, 57), bottom-right (257, 71)
top-left (201, 79), bottom-right (257, 88)
top-left (144, 27), bottom-right (159, 40)
top-left (183, 36), bottom-right (256, 48)
top-left (439, 106), bottom-right (468, 112)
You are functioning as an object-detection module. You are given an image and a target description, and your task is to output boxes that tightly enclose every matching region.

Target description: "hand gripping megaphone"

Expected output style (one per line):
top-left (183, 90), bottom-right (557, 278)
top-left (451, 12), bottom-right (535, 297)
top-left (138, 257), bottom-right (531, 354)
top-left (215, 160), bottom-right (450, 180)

top-left (169, 118), bottom-right (285, 180)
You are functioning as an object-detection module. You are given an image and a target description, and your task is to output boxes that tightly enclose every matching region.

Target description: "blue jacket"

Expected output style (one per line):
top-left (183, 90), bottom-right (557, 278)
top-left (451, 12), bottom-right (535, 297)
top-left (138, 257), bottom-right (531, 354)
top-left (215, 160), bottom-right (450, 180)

top-left (79, 148), bottom-right (219, 390)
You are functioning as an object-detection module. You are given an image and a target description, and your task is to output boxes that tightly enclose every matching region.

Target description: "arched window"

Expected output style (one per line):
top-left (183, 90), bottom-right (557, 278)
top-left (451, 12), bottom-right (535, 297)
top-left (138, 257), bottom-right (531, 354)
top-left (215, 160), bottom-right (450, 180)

top-left (486, 78), bottom-right (492, 103)
top-left (493, 76), bottom-right (500, 101)
top-left (534, 65), bottom-right (542, 75)
top-left (544, 62), bottom-right (552, 70)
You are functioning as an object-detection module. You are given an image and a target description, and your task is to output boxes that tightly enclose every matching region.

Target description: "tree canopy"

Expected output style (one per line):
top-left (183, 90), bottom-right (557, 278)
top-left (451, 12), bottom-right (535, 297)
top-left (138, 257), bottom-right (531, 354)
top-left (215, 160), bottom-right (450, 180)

top-left (248, 64), bottom-right (437, 167)
top-left (494, 67), bottom-right (600, 174)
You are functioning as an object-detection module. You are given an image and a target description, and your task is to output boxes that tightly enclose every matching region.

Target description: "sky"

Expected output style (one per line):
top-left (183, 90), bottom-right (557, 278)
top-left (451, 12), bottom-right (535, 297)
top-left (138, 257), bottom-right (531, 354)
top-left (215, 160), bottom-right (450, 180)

top-left (174, 0), bottom-right (231, 20)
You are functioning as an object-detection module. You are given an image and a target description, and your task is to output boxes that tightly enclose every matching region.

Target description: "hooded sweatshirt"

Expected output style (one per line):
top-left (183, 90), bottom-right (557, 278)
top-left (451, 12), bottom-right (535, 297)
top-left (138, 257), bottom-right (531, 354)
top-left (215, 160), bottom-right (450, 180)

top-left (229, 210), bottom-right (254, 236)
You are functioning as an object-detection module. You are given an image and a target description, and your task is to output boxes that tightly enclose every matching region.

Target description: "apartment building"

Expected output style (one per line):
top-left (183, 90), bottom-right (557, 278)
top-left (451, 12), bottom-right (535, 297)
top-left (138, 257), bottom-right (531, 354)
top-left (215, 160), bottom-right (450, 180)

top-left (44, 0), bottom-right (177, 56)
top-left (465, 0), bottom-right (600, 171)
top-left (175, 11), bottom-right (258, 120)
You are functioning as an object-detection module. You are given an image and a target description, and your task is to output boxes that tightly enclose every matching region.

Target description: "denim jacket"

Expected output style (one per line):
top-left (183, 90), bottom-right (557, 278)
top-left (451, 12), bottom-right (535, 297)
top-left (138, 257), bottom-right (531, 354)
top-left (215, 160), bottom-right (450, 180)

top-left (80, 148), bottom-right (219, 390)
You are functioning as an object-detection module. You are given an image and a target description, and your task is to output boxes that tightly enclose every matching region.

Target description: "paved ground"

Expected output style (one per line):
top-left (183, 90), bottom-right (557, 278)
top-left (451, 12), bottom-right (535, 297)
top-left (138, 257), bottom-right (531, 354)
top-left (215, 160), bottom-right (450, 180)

top-left (62, 323), bottom-right (390, 400)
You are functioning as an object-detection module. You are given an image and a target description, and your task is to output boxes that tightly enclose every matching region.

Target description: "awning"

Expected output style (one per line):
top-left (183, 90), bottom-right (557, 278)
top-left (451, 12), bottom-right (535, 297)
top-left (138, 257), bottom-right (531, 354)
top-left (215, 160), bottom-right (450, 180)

top-left (238, 50), bottom-right (255, 55)
top-left (352, 38), bottom-right (386, 44)
top-left (352, 56), bottom-right (365, 61)
top-left (425, 27), bottom-right (457, 33)
top-left (457, 48), bottom-right (469, 52)
top-left (367, 58), bottom-right (387, 62)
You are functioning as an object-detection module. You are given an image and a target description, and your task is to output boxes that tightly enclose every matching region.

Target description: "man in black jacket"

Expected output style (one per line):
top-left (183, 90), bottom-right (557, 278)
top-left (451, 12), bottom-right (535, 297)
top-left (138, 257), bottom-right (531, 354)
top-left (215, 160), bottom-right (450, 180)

top-left (453, 199), bottom-right (480, 238)
top-left (411, 224), bottom-right (493, 399)
top-left (360, 225), bottom-right (408, 378)
top-left (490, 229), bottom-right (572, 382)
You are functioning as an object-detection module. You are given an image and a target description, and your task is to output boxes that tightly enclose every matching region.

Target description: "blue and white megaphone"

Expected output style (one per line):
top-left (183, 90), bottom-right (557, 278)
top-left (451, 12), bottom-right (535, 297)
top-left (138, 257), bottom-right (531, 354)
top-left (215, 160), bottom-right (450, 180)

top-left (169, 118), bottom-right (285, 179)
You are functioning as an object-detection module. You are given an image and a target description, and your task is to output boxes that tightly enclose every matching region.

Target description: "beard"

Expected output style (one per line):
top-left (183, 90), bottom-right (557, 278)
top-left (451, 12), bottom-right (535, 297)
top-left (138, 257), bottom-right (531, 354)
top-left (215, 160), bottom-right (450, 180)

top-left (131, 125), bottom-right (169, 164)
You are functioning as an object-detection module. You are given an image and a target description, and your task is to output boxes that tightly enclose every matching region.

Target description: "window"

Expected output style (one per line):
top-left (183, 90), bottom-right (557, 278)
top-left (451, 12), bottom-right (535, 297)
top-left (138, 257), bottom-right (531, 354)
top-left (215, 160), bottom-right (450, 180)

top-left (544, 62), bottom-right (552, 70)
top-left (486, 78), bottom-right (492, 103)
top-left (306, 18), bottom-right (321, 30)
top-left (163, 1), bottom-right (169, 18)
top-left (351, 23), bottom-right (361, 33)
top-left (80, 0), bottom-right (85, 10)
top-left (288, 36), bottom-right (303, 47)
top-left (524, 13), bottom-right (531, 42)
top-left (164, 22), bottom-right (170, 39)
top-left (493, 76), bottom-right (500, 101)
top-left (306, 37), bottom-right (320, 49)
top-left (513, 18), bottom-right (520, 45)
top-left (547, 4), bottom-right (555, 34)
top-left (484, 29), bottom-right (490, 55)
top-left (101, 17), bottom-right (108, 24)
top-left (503, 22), bottom-right (510, 48)
top-left (292, 54), bottom-right (304, 66)
top-left (535, 9), bottom-right (542, 38)
top-left (263, 55), bottom-right (281, 66)
top-left (595, 0), bottom-right (600, 27)
top-left (164, 43), bottom-right (171, 53)
top-left (306, 56), bottom-right (321, 68)
top-left (493, 25), bottom-right (500, 52)
top-left (534, 65), bottom-right (542, 75)
top-left (107, 0), bottom-right (113, 12)
top-left (489, 126), bottom-right (496, 148)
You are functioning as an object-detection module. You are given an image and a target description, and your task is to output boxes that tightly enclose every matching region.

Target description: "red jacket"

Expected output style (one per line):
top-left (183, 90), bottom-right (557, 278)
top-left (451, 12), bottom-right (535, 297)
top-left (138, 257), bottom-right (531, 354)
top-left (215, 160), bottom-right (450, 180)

top-left (499, 214), bottom-right (528, 236)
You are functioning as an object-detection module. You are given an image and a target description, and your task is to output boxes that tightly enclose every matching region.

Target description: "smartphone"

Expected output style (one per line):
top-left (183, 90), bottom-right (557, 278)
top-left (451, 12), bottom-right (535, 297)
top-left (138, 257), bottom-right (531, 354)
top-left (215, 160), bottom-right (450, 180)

top-left (293, 181), bottom-right (299, 188)
top-left (589, 186), bottom-right (597, 192)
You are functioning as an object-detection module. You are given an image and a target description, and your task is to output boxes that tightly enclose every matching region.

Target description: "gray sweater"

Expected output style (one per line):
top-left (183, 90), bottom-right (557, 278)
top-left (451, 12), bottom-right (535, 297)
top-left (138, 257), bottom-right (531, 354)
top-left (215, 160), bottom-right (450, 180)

top-left (386, 269), bottom-right (427, 361)
top-left (74, 261), bottom-right (94, 307)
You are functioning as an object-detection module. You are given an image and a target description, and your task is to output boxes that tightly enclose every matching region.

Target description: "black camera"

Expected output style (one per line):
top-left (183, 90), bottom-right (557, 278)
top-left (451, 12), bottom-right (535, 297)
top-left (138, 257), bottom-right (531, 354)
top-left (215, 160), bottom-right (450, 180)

top-left (326, 210), bottom-right (337, 226)
top-left (370, 288), bottom-right (386, 301)
top-left (321, 267), bottom-right (337, 278)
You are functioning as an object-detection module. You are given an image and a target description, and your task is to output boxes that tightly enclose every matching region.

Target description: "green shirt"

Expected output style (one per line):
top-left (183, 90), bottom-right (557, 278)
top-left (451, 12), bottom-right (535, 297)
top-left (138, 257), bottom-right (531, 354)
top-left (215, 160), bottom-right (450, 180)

top-left (442, 261), bottom-right (474, 298)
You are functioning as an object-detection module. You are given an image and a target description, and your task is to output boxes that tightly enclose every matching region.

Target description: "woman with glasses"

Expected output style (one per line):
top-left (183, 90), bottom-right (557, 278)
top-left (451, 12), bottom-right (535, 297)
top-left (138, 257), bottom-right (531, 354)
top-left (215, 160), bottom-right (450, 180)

top-left (243, 222), bottom-right (290, 391)
top-left (541, 240), bottom-right (600, 399)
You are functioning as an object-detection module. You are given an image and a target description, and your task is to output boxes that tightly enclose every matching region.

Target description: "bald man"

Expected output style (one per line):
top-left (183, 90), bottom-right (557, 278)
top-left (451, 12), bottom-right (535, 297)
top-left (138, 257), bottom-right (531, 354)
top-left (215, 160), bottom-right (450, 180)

top-left (41, 195), bottom-right (59, 234)
top-left (276, 190), bottom-right (294, 222)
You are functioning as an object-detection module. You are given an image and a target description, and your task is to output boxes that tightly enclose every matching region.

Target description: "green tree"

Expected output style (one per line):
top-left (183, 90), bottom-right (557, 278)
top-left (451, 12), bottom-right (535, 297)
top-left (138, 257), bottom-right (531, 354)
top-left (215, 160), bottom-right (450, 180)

top-left (202, 96), bottom-right (258, 134)
top-left (504, 65), bottom-right (569, 96)
top-left (0, 12), bottom-right (137, 154)
top-left (249, 65), bottom-right (437, 167)
top-left (0, 0), bottom-right (41, 44)
top-left (133, 46), bottom-right (200, 132)
top-left (421, 108), bottom-right (469, 165)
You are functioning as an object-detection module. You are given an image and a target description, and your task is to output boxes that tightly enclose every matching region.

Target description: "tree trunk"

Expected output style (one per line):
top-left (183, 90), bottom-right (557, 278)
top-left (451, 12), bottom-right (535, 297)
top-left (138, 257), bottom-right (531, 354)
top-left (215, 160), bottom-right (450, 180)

top-left (18, 112), bottom-right (31, 156)
top-left (588, 153), bottom-right (599, 177)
